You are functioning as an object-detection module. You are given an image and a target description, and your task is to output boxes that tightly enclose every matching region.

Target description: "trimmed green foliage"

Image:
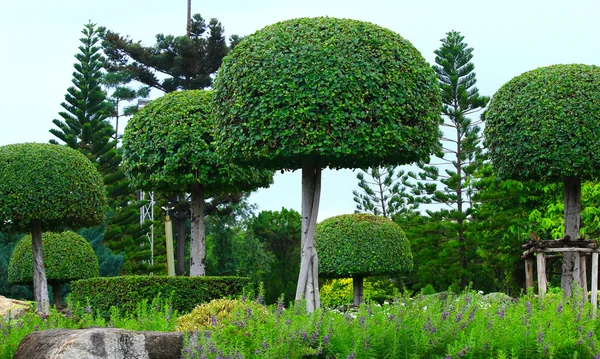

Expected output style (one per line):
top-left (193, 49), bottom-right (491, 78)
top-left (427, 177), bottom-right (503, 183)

top-left (0, 143), bottom-right (106, 232)
top-left (175, 298), bottom-right (268, 331)
top-left (213, 17), bottom-right (442, 170)
top-left (316, 213), bottom-right (412, 278)
top-left (485, 64), bottom-right (600, 181)
top-left (69, 275), bottom-right (250, 316)
top-left (122, 90), bottom-right (273, 195)
top-left (8, 232), bottom-right (99, 285)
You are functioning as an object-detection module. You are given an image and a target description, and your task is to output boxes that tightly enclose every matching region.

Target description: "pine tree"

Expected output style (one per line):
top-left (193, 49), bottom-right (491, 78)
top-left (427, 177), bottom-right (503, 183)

top-left (353, 166), bottom-right (416, 218)
top-left (50, 22), bottom-right (151, 274)
top-left (405, 31), bottom-right (489, 289)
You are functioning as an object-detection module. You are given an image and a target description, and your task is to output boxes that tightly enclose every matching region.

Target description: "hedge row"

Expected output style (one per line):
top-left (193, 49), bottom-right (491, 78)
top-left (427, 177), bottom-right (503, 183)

top-left (69, 276), bottom-right (251, 317)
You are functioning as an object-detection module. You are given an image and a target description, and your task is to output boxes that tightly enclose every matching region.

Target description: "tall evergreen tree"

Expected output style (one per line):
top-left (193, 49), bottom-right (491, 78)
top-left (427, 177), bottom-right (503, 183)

top-left (50, 22), bottom-right (152, 274)
top-left (405, 31), bottom-right (489, 289)
top-left (353, 166), bottom-right (415, 218)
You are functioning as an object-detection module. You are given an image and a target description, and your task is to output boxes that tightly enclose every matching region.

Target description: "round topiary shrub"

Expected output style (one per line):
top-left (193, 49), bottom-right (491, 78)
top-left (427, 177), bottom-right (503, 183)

top-left (316, 213), bottom-right (412, 305)
top-left (484, 64), bottom-right (600, 181)
top-left (8, 231), bottom-right (99, 308)
top-left (175, 298), bottom-right (269, 332)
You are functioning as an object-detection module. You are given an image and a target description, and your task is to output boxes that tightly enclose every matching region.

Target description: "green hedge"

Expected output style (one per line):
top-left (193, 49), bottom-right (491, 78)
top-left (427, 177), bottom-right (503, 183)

top-left (69, 276), bottom-right (251, 316)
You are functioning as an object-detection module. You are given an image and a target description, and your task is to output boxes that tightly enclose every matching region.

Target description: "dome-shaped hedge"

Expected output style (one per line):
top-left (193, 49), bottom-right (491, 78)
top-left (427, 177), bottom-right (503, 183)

top-left (122, 90), bottom-right (273, 195)
top-left (213, 17), bottom-right (442, 170)
top-left (484, 64), bottom-right (600, 181)
top-left (8, 231), bottom-right (99, 284)
top-left (316, 213), bottom-right (413, 278)
top-left (0, 143), bottom-right (106, 232)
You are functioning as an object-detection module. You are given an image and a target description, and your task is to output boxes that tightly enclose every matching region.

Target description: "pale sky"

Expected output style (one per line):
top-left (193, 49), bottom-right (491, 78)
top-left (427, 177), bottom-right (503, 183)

top-left (1, 0), bottom-right (598, 220)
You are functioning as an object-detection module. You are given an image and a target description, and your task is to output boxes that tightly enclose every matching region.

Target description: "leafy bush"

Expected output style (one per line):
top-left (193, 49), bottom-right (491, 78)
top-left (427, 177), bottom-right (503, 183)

top-left (8, 231), bottom-right (98, 285)
top-left (69, 276), bottom-right (250, 317)
top-left (213, 17), bottom-right (442, 171)
top-left (485, 64), bottom-right (600, 181)
top-left (0, 143), bottom-right (106, 232)
top-left (316, 213), bottom-right (413, 278)
top-left (320, 278), bottom-right (398, 308)
top-left (175, 298), bottom-right (269, 331)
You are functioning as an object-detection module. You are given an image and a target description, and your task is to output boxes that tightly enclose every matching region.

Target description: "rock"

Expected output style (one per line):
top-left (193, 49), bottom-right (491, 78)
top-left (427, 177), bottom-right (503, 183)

top-left (14, 328), bottom-right (185, 359)
top-left (0, 295), bottom-right (30, 320)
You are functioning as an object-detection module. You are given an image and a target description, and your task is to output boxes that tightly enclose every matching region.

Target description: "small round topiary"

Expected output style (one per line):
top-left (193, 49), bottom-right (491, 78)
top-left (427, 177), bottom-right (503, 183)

top-left (174, 298), bottom-right (269, 332)
top-left (213, 17), bottom-right (442, 171)
top-left (0, 143), bottom-right (107, 232)
top-left (316, 213), bottom-right (412, 305)
top-left (484, 64), bottom-right (600, 181)
top-left (8, 231), bottom-right (99, 308)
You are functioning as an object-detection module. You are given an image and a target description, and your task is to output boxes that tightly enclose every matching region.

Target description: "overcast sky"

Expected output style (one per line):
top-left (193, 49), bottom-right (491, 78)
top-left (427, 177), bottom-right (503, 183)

top-left (1, 0), bottom-right (598, 220)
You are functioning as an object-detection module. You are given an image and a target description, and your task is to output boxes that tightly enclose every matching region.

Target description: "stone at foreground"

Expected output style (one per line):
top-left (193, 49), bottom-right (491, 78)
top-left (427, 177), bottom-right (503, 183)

top-left (13, 328), bottom-right (184, 359)
top-left (0, 295), bottom-right (30, 320)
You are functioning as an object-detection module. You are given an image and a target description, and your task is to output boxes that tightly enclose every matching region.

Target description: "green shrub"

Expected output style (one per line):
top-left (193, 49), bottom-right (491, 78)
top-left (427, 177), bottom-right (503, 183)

top-left (175, 298), bottom-right (268, 331)
top-left (320, 278), bottom-right (398, 308)
top-left (69, 275), bottom-right (250, 317)
top-left (8, 231), bottom-right (98, 284)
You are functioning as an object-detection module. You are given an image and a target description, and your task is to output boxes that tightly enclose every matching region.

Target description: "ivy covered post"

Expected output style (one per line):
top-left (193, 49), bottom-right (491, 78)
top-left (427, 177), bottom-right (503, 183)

top-left (8, 231), bottom-right (99, 309)
top-left (316, 213), bottom-right (412, 306)
top-left (485, 64), bottom-right (600, 297)
top-left (122, 90), bottom-right (273, 276)
top-left (213, 17), bottom-right (441, 311)
top-left (0, 143), bottom-right (106, 313)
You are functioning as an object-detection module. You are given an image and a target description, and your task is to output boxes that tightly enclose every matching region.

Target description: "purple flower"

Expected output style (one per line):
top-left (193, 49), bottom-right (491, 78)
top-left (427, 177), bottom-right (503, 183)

top-left (497, 308), bottom-right (505, 320)
top-left (85, 305), bottom-right (92, 314)
top-left (347, 353), bottom-right (356, 359)
top-left (441, 311), bottom-right (449, 321)
top-left (262, 341), bottom-right (268, 349)
top-left (211, 315), bottom-right (217, 327)
top-left (277, 301), bottom-right (285, 315)
top-left (323, 334), bottom-right (331, 345)
top-left (257, 295), bottom-right (263, 305)
top-left (359, 316), bottom-right (366, 326)
top-left (557, 303), bottom-right (563, 313)
top-left (455, 312), bottom-right (463, 323)
top-left (527, 301), bottom-right (532, 316)
top-left (537, 331), bottom-right (543, 344)
top-left (388, 314), bottom-right (396, 321)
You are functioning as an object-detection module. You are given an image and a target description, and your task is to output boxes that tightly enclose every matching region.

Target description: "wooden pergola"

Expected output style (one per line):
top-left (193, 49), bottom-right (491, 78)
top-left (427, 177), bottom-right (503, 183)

top-left (522, 237), bottom-right (599, 312)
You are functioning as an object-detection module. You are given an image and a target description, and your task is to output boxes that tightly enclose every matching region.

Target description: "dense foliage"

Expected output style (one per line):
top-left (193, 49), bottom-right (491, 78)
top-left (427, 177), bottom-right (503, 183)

top-left (8, 232), bottom-right (99, 285)
top-left (69, 275), bottom-right (250, 316)
top-left (485, 64), bottom-right (600, 181)
top-left (175, 298), bottom-right (268, 331)
top-left (122, 90), bottom-right (273, 195)
top-left (0, 143), bottom-right (106, 232)
top-left (213, 17), bottom-right (442, 170)
top-left (316, 213), bottom-right (412, 278)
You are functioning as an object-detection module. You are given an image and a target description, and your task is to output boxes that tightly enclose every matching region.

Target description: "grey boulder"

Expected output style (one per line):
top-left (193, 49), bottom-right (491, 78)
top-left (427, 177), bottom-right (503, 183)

top-left (13, 327), bottom-right (184, 359)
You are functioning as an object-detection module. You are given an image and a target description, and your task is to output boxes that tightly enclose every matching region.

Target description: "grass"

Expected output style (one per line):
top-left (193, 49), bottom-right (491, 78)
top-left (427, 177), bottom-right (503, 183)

top-left (2, 290), bottom-right (600, 359)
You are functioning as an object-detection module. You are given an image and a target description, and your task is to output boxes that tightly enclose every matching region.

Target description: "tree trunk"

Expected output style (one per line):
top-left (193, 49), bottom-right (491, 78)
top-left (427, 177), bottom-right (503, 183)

top-left (562, 176), bottom-right (581, 297)
top-left (174, 214), bottom-right (187, 276)
top-left (186, 0), bottom-right (192, 36)
top-left (31, 219), bottom-right (49, 314)
top-left (295, 161), bottom-right (321, 312)
top-left (189, 184), bottom-right (206, 276)
top-left (353, 276), bottom-right (364, 306)
top-left (51, 282), bottom-right (62, 310)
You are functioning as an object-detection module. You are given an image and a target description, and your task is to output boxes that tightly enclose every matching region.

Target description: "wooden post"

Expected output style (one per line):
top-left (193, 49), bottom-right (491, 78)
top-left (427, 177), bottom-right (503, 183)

top-left (581, 255), bottom-right (588, 303)
top-left (525, 258), bottom-right (534, 290)
top-left (537, 252), bottom-right (547, 298)
top-left (592, 252), bottom-right (598, 315)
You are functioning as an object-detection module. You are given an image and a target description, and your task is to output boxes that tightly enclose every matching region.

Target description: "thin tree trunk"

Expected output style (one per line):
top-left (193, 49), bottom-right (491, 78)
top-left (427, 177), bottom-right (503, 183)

top-left (353, 276), bottom-right (364, 306)
top-left (295, 161), bottom-right (321, 312)
top-left (31, 219), bottom-right (49, 314)
top-left (562, 176), bottom-right (581, 297)
top-left (186, 0), bottom-right (192, 36)
top-left (51, 282), bottom-right (62, 310)
top-left (456, 123), bottom-right (467, 289)
top-left (175, 214), bottom-right (187, 276)
top-left (189, 184), bottom-right (206, 276)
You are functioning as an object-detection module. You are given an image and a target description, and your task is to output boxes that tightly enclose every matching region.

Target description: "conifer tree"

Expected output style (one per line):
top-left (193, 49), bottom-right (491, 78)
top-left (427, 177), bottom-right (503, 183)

top-left (50, 22), bottom-right (151, 274)
top-left (353, 166), bottom-right (415, 218)
top-left (405, 31), bottom-right (489, 289)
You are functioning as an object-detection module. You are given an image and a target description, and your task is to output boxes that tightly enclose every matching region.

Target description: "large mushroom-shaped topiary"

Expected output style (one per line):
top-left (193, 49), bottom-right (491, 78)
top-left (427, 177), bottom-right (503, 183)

top-left (484, 64), bottom-right (600, 296)
top-left (8, 231), bottom-right (99, 309)
top-left (0, 143), bottom-right (106, 313)
top-left (122, 90), bottom-right (274, 276)
top-left (316, 213), bottom-right (412, 306)
top-left (213, 17), bottom-right (440, 311)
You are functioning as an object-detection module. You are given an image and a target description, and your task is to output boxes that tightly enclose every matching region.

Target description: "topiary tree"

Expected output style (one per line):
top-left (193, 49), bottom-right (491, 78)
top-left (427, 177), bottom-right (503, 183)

top-left (213, 17), bottom-right (441, 311)
top-left (316, 213), bottom-right (412, 306)
top-left (0, 143), bottom-right (106, 313)
top-left (484, 64), bottom-right (600, 297)
top-left (122, 90), bottom-right (273, 276)
top-left (8, 231), bottom-right (99, 309)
